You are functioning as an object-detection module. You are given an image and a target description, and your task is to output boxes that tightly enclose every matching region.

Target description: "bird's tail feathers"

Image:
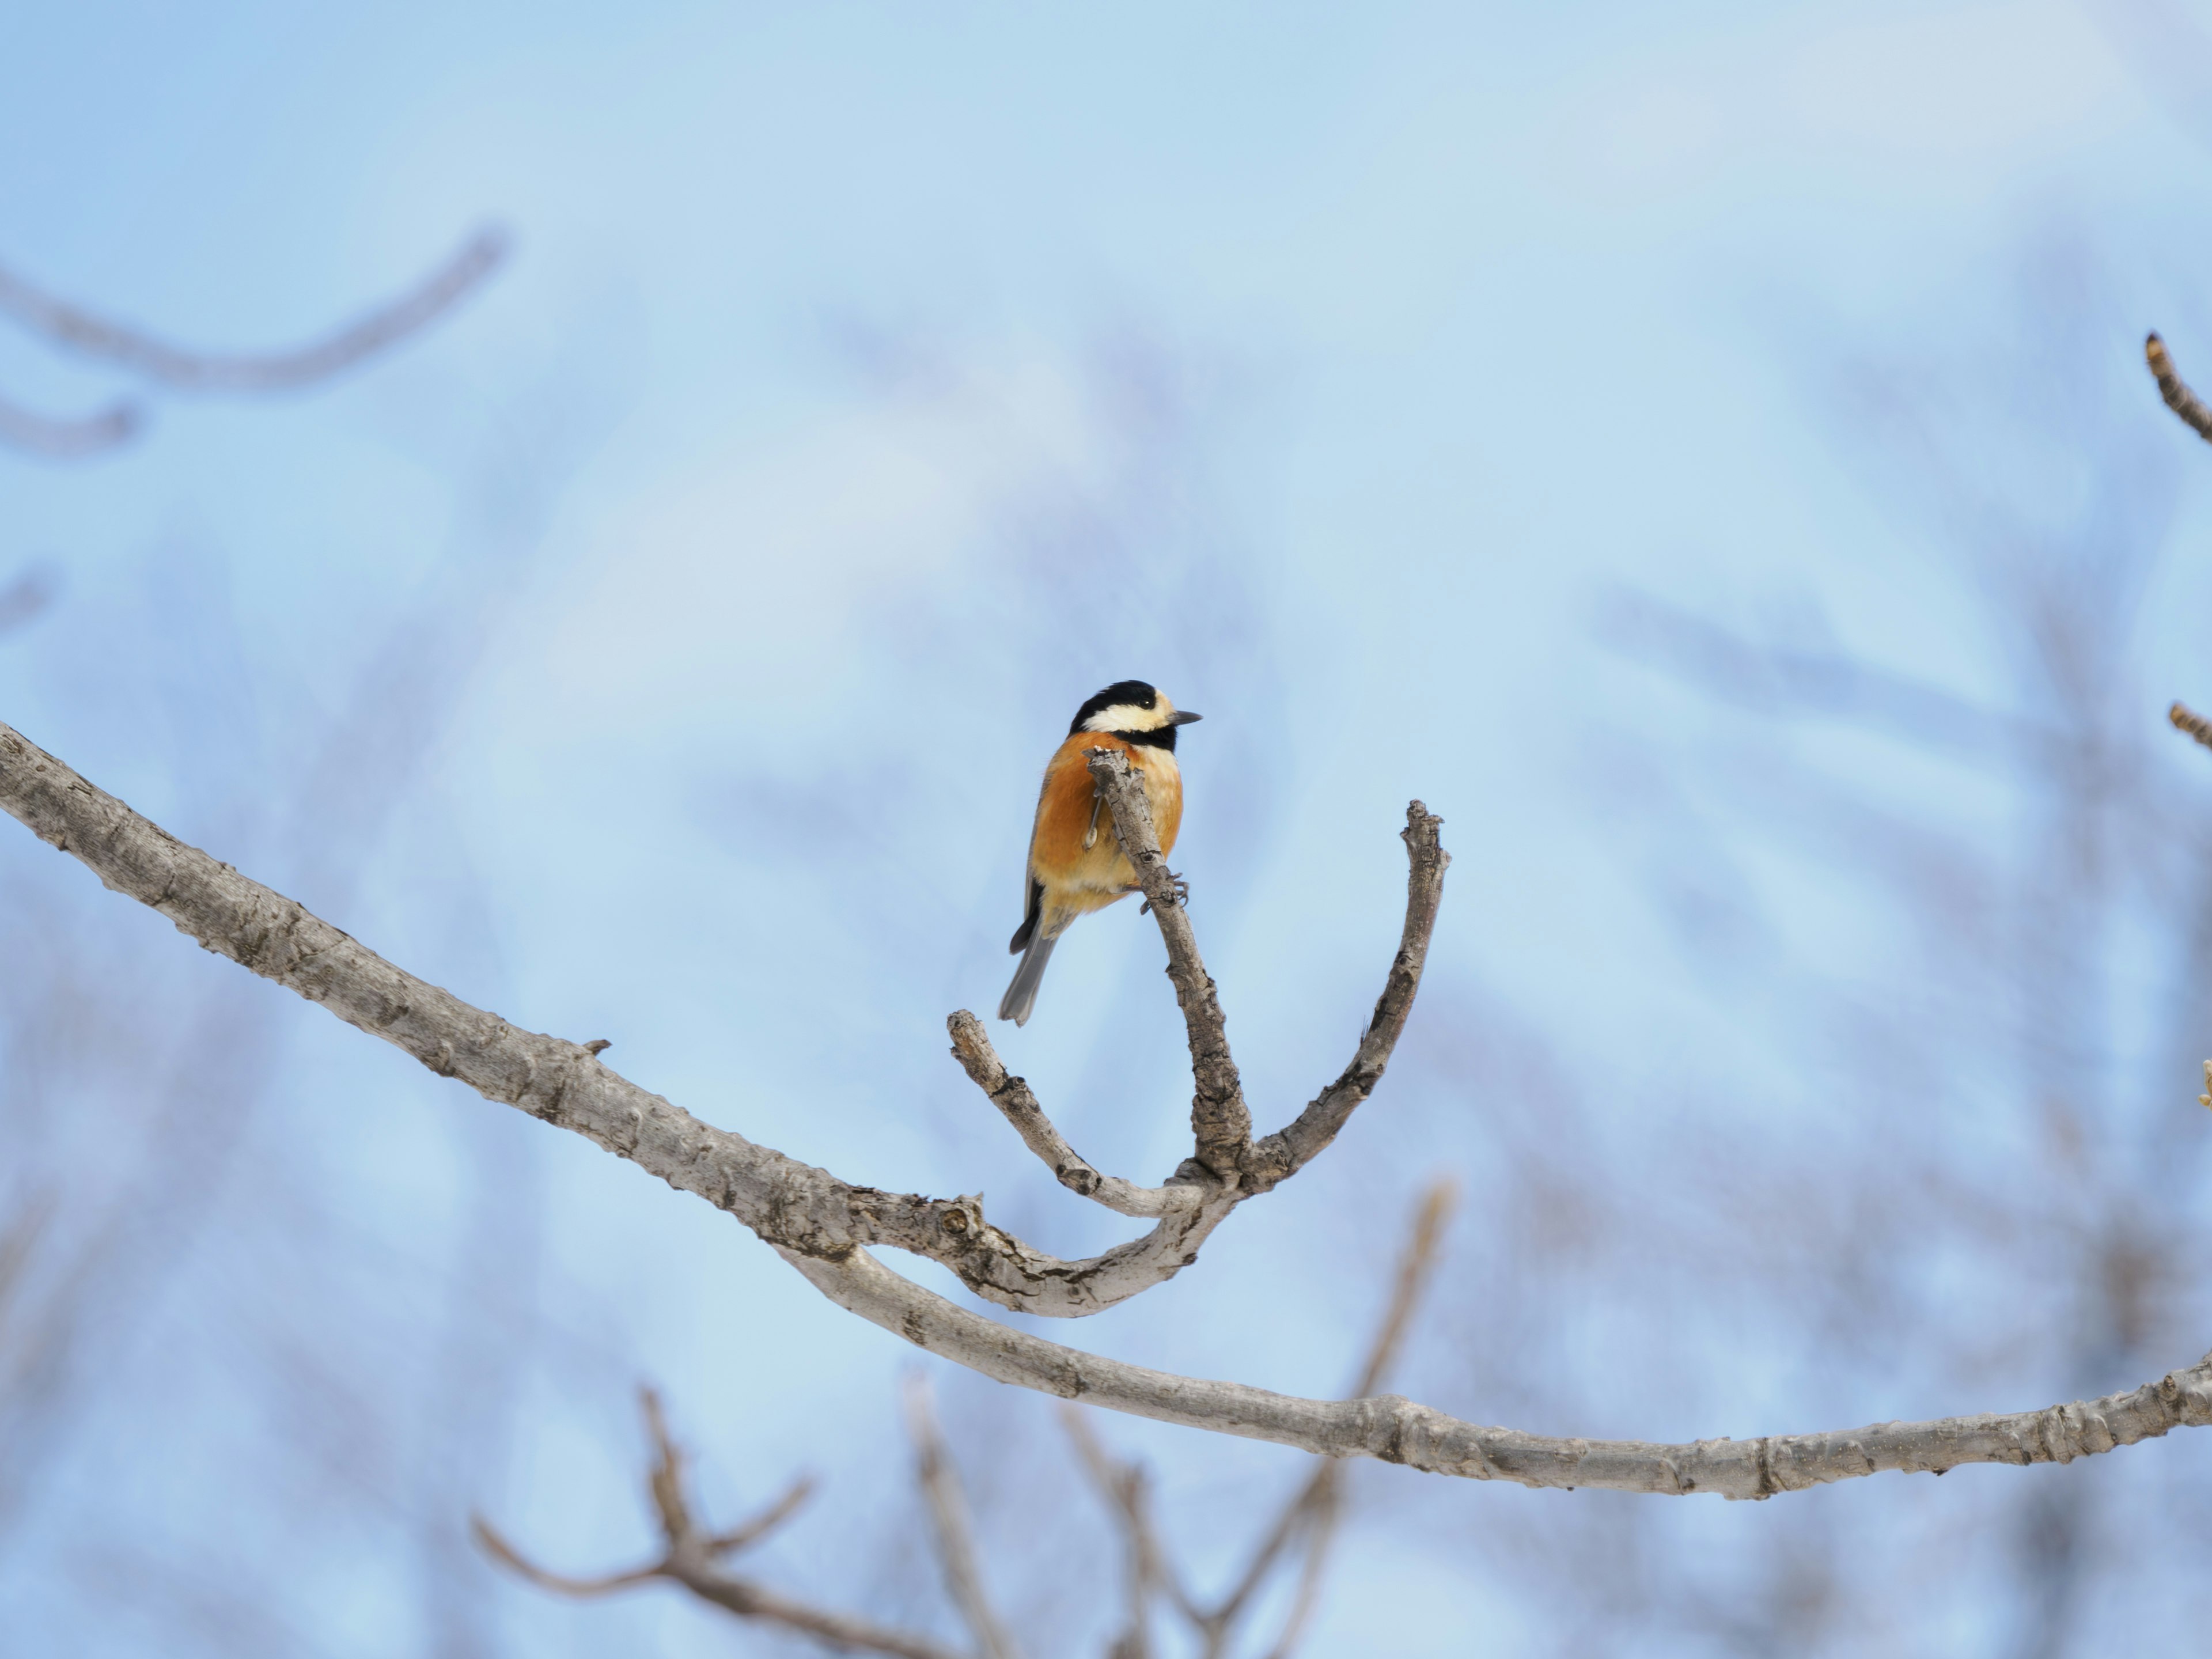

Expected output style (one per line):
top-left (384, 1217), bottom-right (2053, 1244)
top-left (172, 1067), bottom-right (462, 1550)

top-left (998, 931), bottom-right (1060, 1027)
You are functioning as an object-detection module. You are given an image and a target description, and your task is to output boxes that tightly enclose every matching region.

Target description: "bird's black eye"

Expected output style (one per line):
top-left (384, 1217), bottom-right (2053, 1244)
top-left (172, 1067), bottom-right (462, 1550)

top-left (1144, 691), bottom-right (1157, 707)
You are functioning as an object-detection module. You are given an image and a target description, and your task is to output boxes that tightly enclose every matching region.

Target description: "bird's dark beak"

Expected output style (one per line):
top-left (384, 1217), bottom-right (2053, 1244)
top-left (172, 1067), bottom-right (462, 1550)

top-left (1169, 710), bottom-right (1203, 725)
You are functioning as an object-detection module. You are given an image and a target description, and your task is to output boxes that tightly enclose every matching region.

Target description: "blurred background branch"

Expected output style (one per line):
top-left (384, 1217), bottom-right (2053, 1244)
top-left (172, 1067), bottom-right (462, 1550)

top-left (484, 1182), bottom-right (1455, 1659)
top-left (0, 224), bottom-right (506, 458)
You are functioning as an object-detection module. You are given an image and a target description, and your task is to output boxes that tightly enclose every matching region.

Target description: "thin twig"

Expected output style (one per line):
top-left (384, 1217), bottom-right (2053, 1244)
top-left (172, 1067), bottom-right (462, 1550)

top-left (1061, 1406), bottom-right (1202, 1631)
top-left (470, 1519), bottom-right (660, 1597)
top-left (706, 1475), bottom-right (816, 1554)
top-left (947, 1011), bottom-right (1201, 1218)
top-left (903, 1375), bottom-right (1022, 1659)
top-left (1349, 1179), bottom-right (1456, 1399)
top-left (0, 227), bottom-right (508, 393)
top-left (1253, 1495), bottom-right (1339, 1659)
top-left (2146, 332), bottom-right (2212, 443)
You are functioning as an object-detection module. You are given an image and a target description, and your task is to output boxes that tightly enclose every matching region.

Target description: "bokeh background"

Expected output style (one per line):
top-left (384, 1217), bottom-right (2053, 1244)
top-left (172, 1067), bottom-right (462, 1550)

top-left (6, 2), bottom-right (2212, 1653)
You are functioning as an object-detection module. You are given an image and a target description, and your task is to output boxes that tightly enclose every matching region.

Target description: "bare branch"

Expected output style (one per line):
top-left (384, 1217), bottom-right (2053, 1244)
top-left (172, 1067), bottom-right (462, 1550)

top-left (1197, 1180), bottom-right (1458, 1652)
top-left (0, 389), bottom-right (140, 459)
top-left (903, 1376), bottom-right (1022, 1659)
top-left (469, 1518), bottom-right (660, 1597)
top-left (1077, 751), bottom-right (1447, 1200)
top-left (706, 1474), bottom-right (815, 1554)
top-left (1085, 747), bottom-right (1252, 1177)
top-left (640, 1387), bottom-right (696, 1541)
top-left (0, 228), bottom-right (507, 393)
top-left (1252, 1497), bottom-right (1338, 1659)
top-left (2146, 332), bottom-right (2212, 443)
top-left (1348, 1178), bottom-right (1456, 1399)
top-left (948, 1012), bottom-right (1200, 1218)
top-left (1062, 1405), bottom-right (1200, 1637)
top-left (7, 717), bottom-right (2211, 1497)
top-left (479, 1391), bottom-right (969, 1659)
top-left (660, 1573), bottom-right (973, 1659)
top-left (0, 715), bottom-right (1243, 1319)
top-left (785, 1231), bottom-right (2212, 1497)
top-left (2171, 700), bottom-right (2212, 752)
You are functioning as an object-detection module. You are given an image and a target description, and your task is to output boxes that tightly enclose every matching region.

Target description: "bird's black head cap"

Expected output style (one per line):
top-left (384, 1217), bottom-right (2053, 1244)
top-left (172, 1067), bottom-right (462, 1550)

top-left (1067, 680), bottom-right (1200, 752)
top-left (1068, 680), bottom-right (1160, 735)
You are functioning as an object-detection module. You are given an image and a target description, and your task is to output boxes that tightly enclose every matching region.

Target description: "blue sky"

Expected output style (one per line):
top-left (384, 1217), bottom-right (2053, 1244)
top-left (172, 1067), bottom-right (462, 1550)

top-left (6, 3), bottom-right (2212, 1654)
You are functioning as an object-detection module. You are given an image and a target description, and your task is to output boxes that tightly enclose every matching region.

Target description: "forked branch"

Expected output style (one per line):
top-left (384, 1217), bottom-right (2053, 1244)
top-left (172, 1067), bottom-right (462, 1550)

top-left (4, 717), bottom-right (2211, 1496)
top-left (478, 1388), bottom-right (963, 1659)
top-left (942, 748), bottom-right (1446, 1298)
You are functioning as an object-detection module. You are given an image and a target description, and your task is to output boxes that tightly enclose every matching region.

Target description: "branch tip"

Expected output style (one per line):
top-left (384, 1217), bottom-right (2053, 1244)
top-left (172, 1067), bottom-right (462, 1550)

top-left (2145, 330), bottom-right (2212, 442)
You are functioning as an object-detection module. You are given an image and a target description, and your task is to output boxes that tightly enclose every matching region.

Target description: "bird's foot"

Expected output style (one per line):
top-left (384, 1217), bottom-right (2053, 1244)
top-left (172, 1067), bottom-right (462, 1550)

top-left (1139, 871), bottom-right (1191, 915)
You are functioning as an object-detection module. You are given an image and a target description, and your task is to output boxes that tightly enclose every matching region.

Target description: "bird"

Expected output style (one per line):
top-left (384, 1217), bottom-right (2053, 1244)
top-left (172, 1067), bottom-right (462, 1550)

top-left (999, 679), bottom-right (1201, 1026)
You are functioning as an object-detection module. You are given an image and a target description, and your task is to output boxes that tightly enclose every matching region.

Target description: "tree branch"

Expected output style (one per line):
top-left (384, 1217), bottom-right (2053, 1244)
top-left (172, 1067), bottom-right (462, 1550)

top-left (947, 1013), bottom-right (1200, 1219)
top-left (2146, 332), bottom-right (2212, 443)
top-left (1084, 747), bottom-right (1251, 1177)
top-left (5, 717), bottom-right (2209, 1496)
top-left (1062, 1405), bottom-right (1200, 1648)
top-left (0, 717), bottom-right (1246, 1319)
top-left (903, 1376), bottom-right (1022, 1659)
top-left (477, 1388), bottom-right (967, 1659)
top-left (0, 228), bottom-right (507, 393)
top-left (1204, 1181), bottom-right (1454, 1647)
top-left (785, 1232), bottom-right (2212, 1498)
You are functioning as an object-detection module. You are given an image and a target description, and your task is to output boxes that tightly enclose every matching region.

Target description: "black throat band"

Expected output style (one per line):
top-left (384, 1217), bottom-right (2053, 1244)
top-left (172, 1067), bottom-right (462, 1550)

top-left (1109, 726), bottom-right (1177, 752)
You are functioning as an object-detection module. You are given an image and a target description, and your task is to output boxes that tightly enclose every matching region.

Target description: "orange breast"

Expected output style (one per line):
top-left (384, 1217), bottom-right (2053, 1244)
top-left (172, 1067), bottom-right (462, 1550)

top-left (1027, 732), bottom-right (1183, 902)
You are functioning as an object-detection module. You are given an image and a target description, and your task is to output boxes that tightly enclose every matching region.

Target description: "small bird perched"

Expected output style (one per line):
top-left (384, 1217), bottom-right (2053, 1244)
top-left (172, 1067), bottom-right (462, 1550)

top-left (999, 679), bottom-right (1201, 1026)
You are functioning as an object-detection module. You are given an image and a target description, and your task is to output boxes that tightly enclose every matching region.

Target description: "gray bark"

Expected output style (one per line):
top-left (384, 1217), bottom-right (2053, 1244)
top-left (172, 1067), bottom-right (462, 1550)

top-left (4, 717), bottom-right (2210, 1497)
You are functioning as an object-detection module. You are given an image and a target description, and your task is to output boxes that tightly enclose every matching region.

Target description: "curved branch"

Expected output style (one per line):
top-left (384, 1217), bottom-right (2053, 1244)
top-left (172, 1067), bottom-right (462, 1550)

top-left (0, 226), bottom-right (507, 393)
top-left (903, 1376), bottom-right (1022, 1659)
top-left (786, 1238), bottom-right (2212, 1499)
top-left (6, 716), bottom-right (2206, 1497)
top-left (2146, 332), bottom-right (2212, 442)
top-left (0, 715), bottom-right (1235, 1318)
top-left (948, 1012), bottom-right (1200, 1219)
